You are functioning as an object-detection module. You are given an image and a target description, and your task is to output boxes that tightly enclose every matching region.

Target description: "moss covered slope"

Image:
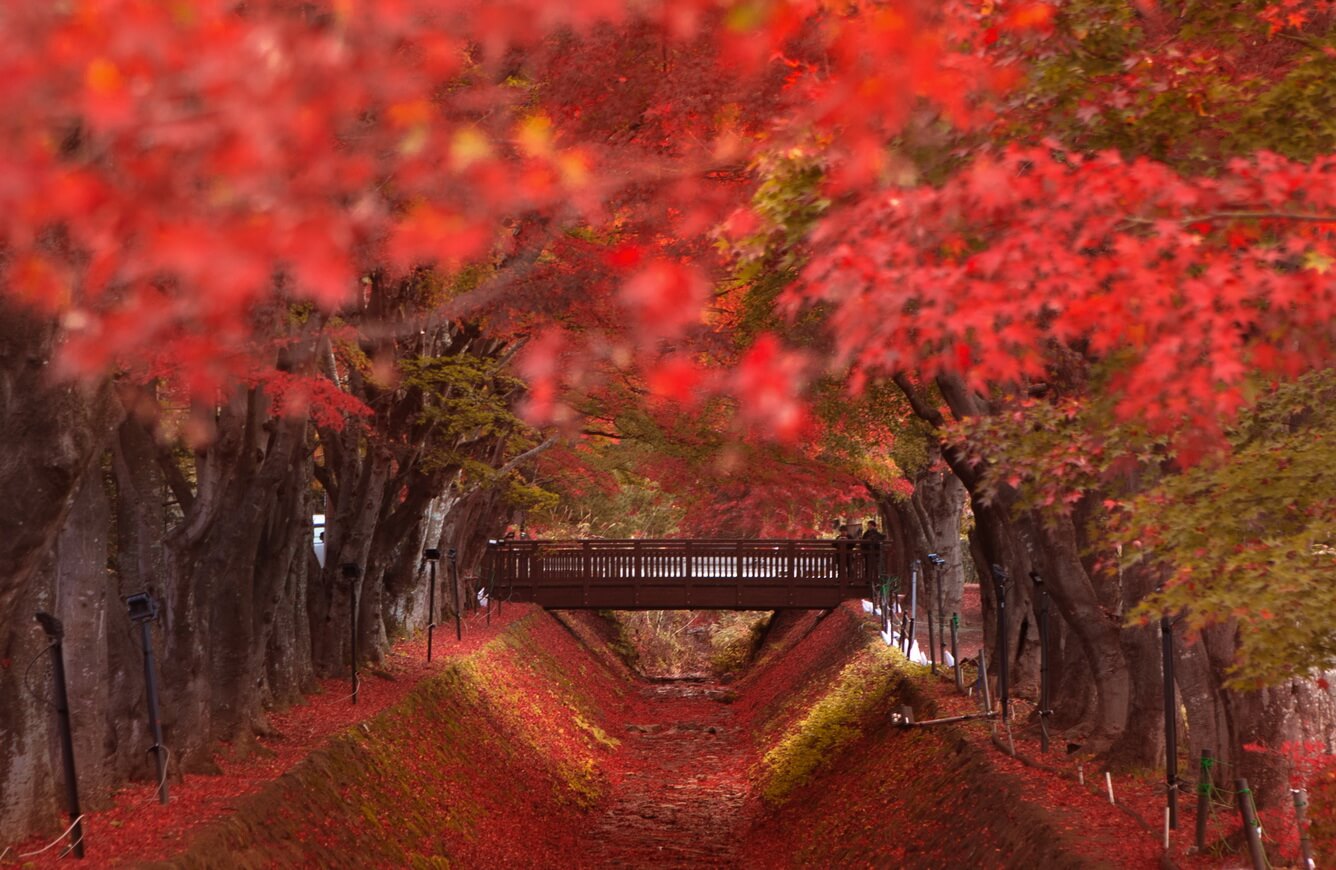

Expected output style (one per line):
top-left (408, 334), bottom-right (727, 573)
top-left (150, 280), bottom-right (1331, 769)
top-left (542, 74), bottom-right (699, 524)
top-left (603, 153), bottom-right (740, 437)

top-left (741, 604), bottom-right (1110, 869)
top-left (157, 611), bottom-right (626, 869)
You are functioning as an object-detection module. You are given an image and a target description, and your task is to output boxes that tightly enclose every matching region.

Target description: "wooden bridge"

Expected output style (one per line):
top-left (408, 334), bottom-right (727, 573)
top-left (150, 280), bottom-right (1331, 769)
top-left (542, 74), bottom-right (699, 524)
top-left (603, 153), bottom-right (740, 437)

top-left (482, 539), bottom-right (882, 610)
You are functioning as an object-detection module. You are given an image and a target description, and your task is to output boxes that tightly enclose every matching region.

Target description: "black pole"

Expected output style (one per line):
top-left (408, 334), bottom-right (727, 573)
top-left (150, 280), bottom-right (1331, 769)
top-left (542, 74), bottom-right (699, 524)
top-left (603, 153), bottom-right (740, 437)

top-left (991, 564), bottom-right (1009, 722)
top-left (34, 612), bottom-right (85, 859)
top-left (898, 582), bottom-right (910, 654)
top-left (424, 549), bottom-right (439, 663)
top-left (1161, 610), bottom-right (1178, 829)
top-left (341, 563), bottom-right (360, 704)
top-left (951, 612), bottom-right (962, 692)
top-left (449, 548), bottom-right (461, 641)
top-left (482, 545), bottom-right (491, 626)
top-left (1195, 749), bottom-right (1213, 853)
top-left (926, 584), bottom-right (938, 673)
top-left (138, 619), bottom-right (169, 803)
top-left (929, 554), bottom-right (947, 667)
top-left (1032, 572), bottom-right (1050, 753)
top-left (906, 560), bottom-right (919, 657)
top-left (928, 554), bottom-right (947, 674)
top-left (126, 593), bottom-right (169, 805)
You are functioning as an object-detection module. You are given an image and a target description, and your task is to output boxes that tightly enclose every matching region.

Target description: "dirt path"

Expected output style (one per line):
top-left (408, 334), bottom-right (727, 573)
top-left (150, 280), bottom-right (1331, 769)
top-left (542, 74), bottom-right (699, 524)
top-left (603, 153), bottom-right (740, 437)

top-left (583, 680), bottom-right (750, 868)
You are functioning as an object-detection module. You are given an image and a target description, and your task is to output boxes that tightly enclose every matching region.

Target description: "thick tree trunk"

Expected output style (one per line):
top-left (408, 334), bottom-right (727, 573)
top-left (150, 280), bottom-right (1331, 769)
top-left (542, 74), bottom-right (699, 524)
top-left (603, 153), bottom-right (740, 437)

top-left (310, 426), bottom-right (390, 676)
top-left (880, 497), bottom-right (914, 589)
top-left (1028, 513), bottom-right (1136, 757)
top-left (909, 461), bottom-right (966, 645)
top-left (0, 304), bottom-right (121, 838)
top-left (0, 460), bottom-right (135, 837)
top-left (139, 393), bottom-right (314, 767)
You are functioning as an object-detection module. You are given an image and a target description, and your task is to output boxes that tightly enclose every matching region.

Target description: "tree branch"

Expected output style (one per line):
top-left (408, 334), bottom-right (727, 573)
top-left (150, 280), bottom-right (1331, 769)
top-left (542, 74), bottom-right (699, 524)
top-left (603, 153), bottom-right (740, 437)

top-left (892, 372), bottom-right (946, 428)
top-left (1122, 211), bottom-right (1336, 228)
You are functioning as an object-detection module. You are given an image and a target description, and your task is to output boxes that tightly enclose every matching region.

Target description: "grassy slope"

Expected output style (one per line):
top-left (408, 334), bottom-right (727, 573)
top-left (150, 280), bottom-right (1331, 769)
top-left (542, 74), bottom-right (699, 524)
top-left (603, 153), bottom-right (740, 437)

top-left (153, 604), bottom-right (1117, 868)
top-left (738, 603), bottom-right (1112, 869)
top-left (154, 611), bottom-right (626, 869)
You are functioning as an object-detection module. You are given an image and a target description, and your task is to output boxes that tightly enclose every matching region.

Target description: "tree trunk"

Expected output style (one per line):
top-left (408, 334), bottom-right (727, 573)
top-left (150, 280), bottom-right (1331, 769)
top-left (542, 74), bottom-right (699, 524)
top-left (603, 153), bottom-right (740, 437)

top-left (1028, 513), bottom-right (1136, 757)
top-left (0, 303), bottom-right (121, 838)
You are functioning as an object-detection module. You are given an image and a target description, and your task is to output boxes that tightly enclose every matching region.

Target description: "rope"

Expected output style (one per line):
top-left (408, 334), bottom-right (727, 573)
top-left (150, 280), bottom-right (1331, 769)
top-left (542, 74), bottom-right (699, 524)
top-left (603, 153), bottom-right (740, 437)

top-left (144, 745), bottom-right (171, 805)
top-left (1, 814), bottom-right (86, 861)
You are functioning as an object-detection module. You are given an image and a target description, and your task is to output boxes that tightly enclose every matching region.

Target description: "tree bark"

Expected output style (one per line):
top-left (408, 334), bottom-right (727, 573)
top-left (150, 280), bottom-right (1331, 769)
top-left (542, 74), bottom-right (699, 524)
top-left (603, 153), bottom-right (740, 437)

top-left (0, 303), bottom-right (121, 837)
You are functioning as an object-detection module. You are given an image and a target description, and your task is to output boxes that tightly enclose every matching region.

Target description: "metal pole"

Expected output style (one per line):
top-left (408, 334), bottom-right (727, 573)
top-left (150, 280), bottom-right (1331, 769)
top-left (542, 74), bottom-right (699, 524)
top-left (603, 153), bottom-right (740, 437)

top-left (991, 564), bottom-right (1009, 721)
top-left (341, 563), bottom-right (360, 705)
top-left (879, 577), bottom-right (888, 633)
top-left (449, 548), bottom-right (461, 641)
top-left (1195, 749), bottom-right (1212, 853)
top-left (138, 620), bottom-right (169, 804)
top-left (1293, 788), bottom-right (1314, 870)
top-left (926, 576), bottom-right (938, 673)
top-left (126, 592), bottom-right (168, 805)
top-left (1235, 778), bottom-right (1267, 870)
top-left (875, 541), bottom-right (885, 626)
top-left (1032, 573), bottom-right (1050, 753)
top-left (978, 640), bottom-right (992, 714)
top-left (424, 549), bottom-right (439, 663)
top-left (898, 581), bottom-right (910, 653)
top-left (907, 560), bottom-right (919, 658)
top-left (1161, 611), bottom-right (1178, 829)
top-left (34, 612), bottom-right (85, 859)
top-left (951, 612), bottom-right (962, 692)
top-left (929, 554), bottom-right (947, 667)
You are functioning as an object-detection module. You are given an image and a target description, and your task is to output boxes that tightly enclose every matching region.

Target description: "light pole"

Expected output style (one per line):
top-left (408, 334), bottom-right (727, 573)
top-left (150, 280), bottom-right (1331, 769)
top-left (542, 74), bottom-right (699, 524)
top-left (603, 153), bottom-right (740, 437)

top-left (991, 564), bottom-right (1010, 722)
top-left (448, 548), bottom-right (461, 641)
top-left (423, 548), bottom-right (440, 662)
top-left (341, 562), bottom-right (360, 704)
top-left (928, 553), bottom-right (946, 670)
top-left (34, 612), bottom-right (85, 858)
top-left (1161, 597), bottom-right (1179, 829)
top-left (1030, 572), bottom-right (1051, 752)
top-left (125, 592), bottom-right (169, 803)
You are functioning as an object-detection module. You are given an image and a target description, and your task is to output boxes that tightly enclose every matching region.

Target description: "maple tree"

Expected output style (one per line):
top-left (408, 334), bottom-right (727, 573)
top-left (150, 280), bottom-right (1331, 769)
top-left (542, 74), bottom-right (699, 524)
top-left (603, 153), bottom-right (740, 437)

top-left (1, 0), bottom-right (1023, 839)
top-left (5, 0), bottom-right (1336, 844)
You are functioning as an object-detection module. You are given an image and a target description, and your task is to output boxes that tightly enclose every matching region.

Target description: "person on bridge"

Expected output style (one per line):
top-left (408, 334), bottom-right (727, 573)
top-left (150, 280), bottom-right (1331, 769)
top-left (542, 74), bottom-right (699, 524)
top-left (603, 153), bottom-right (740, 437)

top-left (861, 520), bottom-right (886, 583)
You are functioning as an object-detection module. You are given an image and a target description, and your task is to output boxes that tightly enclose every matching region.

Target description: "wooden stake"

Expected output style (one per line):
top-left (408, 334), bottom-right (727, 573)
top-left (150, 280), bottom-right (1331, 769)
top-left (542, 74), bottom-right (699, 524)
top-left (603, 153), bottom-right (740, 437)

top-left (1235, 778), bottom-right (1266, 870)
top-left (1195, 749), bottom-right (1212, 853)
top-left (1293, 788), bottom-right (1314, 870)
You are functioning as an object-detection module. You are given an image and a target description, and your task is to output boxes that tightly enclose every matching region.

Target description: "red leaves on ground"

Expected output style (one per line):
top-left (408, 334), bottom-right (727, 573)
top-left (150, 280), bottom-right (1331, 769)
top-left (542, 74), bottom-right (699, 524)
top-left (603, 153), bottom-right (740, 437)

top-left (11, 607), bottom-right (529, 868)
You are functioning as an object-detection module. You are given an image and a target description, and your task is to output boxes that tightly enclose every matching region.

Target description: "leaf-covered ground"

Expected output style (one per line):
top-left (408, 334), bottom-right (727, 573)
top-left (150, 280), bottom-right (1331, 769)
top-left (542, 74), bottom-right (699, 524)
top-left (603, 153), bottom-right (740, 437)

top-left (7, 597), bottom-right (1328, 868)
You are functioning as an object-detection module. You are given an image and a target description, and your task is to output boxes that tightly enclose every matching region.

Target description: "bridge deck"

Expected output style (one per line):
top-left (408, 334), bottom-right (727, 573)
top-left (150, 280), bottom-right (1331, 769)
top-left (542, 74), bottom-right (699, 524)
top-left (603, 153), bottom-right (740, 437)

top-left (483, 539), bottom-right (880, 610)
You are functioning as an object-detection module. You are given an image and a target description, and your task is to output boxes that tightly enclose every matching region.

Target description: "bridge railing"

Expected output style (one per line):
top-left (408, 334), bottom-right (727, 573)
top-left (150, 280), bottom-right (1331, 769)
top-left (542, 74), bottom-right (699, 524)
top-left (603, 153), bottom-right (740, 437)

top-left (482, 539), bottom-right (882, 610)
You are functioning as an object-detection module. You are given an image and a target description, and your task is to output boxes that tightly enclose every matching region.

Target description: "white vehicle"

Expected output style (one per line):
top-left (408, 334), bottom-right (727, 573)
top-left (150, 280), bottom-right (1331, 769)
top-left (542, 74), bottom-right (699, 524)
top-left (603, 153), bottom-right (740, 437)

top-left (312, 514), bottom-right (326, 568)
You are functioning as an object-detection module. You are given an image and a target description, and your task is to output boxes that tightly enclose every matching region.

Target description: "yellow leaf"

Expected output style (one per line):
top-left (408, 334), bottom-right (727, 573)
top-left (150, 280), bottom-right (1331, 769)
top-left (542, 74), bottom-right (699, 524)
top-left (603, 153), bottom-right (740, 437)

top-left (85, 57), bottom-right (122, 94)
top-left (516, 113), bottom-right (554, 158)
top-left (450, 127), bottom-right (492, 169)
top-left (1303, 250), bottom-right (1333, 274)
